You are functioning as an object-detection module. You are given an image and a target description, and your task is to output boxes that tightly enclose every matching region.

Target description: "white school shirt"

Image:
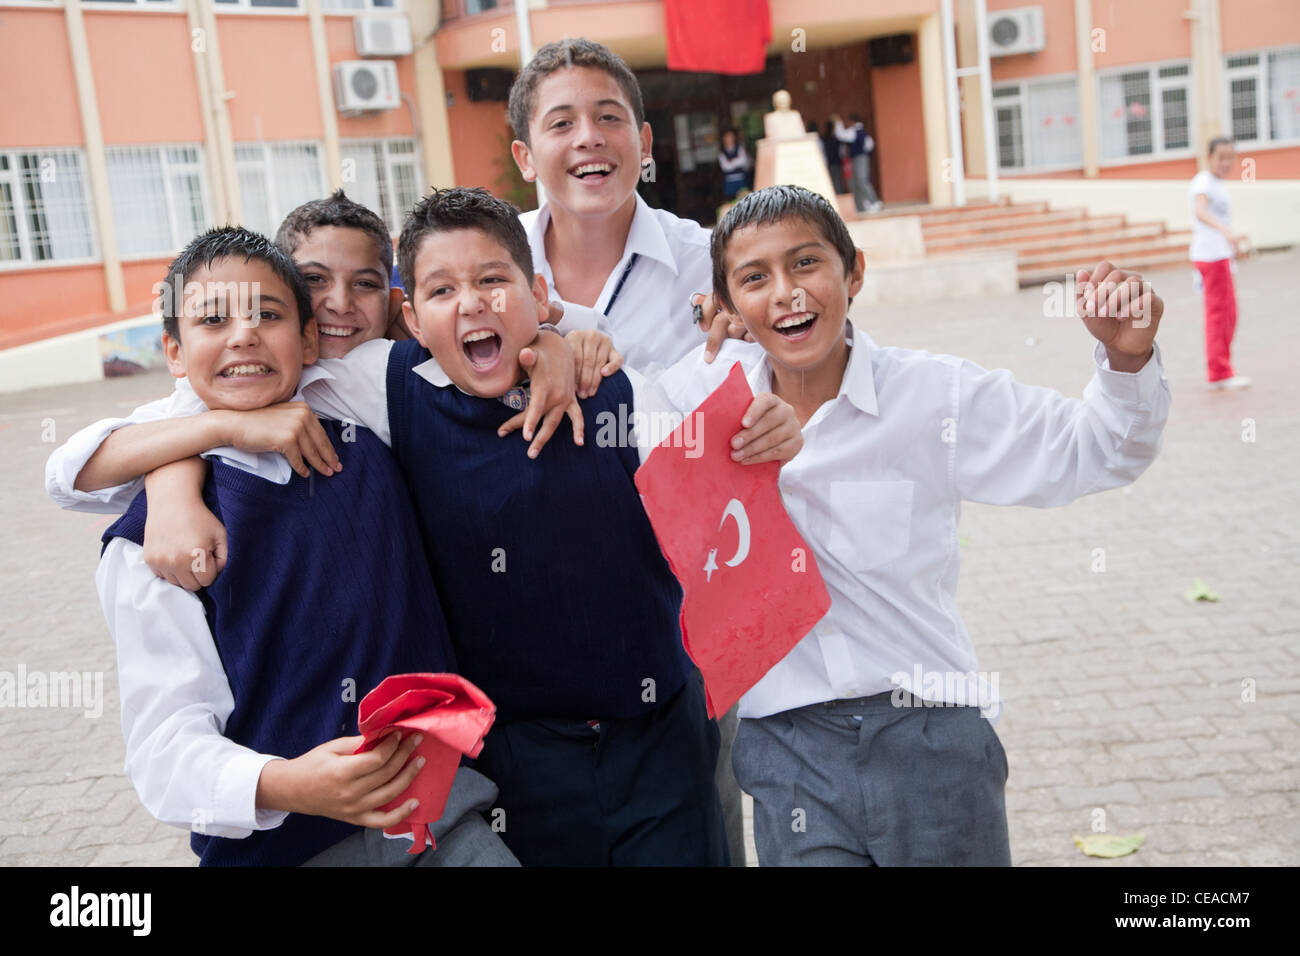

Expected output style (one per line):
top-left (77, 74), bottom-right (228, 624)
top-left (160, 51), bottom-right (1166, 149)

top-left (1189, 170), bottom-right (1233, 263)
top-left (519, 193), bottom-right (714, 375)
top-left (95, 365), bottom-right (338, 839)
top-left (654, 330), bottom-right (1171, 722)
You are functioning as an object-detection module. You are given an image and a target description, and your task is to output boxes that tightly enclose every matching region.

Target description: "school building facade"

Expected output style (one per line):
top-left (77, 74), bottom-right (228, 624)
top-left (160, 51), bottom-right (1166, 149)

top-left (2, 0), bottom-right (1297, 386)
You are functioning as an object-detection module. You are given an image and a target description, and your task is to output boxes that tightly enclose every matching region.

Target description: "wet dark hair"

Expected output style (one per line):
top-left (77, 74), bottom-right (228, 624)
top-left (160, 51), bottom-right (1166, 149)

top-left (1208, 136), bottom-right (1235, 157)
top-left (274, 189), bottom-right (394, 278)
top-left (507, 37), bottom-right (645, 147)
top-left (711, 185), bottom-right (857, 313)
top-left (158, 226), bottom-right (312, 340)
top-left (397, 187), bottom-right (534, 298)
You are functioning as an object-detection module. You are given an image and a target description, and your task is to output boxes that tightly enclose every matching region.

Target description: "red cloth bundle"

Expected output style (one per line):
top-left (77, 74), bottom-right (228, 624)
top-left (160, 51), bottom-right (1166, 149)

top-left (355, 673), bottom-right (495, 854)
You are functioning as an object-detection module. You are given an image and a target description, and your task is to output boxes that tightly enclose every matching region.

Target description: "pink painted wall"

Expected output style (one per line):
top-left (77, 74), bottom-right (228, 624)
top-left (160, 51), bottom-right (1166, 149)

top-left (85, 11), bottom-right (204, 145)
top-left (443, 69), bottom-right (518, 196)
top-left (1221, 0), bottom-right (1300, 52)
top-left (0, 9), bottom-right (84, 147)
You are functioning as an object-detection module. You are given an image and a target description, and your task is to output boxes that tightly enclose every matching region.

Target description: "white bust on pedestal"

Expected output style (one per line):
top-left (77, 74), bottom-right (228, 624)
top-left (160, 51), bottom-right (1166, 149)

top-left (754, 90), bottom-right (839, 209)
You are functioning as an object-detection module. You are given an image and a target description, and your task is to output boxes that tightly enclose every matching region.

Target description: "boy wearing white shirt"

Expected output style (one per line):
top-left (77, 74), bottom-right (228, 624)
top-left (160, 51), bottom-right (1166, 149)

top-left (655, 185), bottom-right (1171, 866)
top-left (506, 37), bottom-right (750, 860)
top-left (92, 227), bottom-right (517, 866)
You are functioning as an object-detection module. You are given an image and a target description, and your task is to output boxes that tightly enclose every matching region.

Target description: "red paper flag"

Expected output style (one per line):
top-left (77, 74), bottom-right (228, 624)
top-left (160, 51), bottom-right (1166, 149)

top-left (664, 0), bottom-right (773, 75)
top-left (635, 363), bottom-right (831, 717)
top-left (355, 673), bottom-right (495, 854)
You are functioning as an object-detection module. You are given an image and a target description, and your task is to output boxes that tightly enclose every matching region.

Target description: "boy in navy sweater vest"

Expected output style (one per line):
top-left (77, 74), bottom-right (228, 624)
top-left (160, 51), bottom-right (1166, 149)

top-left (95, 228), bottom-right (517, 866)
top-left (371, 188), bottom-right (800, 865)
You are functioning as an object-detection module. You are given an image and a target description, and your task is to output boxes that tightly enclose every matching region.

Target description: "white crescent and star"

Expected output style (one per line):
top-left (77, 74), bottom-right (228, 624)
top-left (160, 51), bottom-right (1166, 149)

top-left (704, 498), bottom-right (751, 582)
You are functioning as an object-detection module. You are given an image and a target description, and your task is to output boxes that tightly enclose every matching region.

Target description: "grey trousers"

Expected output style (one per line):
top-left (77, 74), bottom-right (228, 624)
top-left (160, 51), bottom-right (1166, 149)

top-left (714, 703), bottom-right (747, 867)
top-left (850, 153), bottom-right (881, 211)
top-left (732, 692), bottom-right (1011, 866)
top-left (301, 767), bottom-right (519, 867)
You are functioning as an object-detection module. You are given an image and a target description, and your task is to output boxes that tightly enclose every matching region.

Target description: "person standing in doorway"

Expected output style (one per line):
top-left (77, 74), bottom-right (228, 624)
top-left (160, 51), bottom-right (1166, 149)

top-left (833, 113), bottom-right (882, 214)
top-left (718, 128), bottom-right (751, 201)
top-left (821, 120), bottom-right (847, 196)
top-left (1190, 136), bottom-right (1249, 390)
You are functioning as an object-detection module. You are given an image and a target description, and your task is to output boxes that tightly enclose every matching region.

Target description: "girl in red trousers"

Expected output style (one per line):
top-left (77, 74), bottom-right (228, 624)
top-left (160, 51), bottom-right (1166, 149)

top-left (1190, 137), bottom-right (1250, 390)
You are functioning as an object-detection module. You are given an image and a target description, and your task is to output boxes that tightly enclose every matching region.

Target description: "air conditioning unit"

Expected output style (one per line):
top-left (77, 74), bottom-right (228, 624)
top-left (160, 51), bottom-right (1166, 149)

top-left (989, 6), bottom-right (1045, 57)
top-left (334, 60), bottom-right (400, 115)
top-left (354, 15), bottom-right (412, 57)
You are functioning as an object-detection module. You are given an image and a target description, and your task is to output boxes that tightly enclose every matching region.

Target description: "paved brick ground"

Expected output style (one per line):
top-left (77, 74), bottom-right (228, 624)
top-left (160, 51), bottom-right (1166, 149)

top-left (2, 250), bottom-right (1296, 866)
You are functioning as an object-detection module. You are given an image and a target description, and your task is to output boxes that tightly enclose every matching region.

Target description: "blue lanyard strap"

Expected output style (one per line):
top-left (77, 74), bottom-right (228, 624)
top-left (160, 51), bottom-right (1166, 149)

top-left (602, 252), bottom-right (640, 317)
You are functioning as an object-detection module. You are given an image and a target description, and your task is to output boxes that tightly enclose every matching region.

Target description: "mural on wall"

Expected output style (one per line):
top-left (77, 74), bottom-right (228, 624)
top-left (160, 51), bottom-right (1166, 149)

top-left (99, 323), bottom-right (165, 378)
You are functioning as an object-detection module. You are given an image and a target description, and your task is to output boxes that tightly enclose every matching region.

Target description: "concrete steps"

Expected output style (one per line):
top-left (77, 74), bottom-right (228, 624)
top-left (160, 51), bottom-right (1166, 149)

top-left (855, 196), bottom-right (1194, 287)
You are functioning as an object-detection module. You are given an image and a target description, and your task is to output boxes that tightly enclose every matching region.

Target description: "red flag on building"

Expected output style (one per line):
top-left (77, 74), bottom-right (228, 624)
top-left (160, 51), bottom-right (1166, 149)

top-left (664, 0), bottom-right (773, 75)
top-left (635, 363), bottom-right (831, 717)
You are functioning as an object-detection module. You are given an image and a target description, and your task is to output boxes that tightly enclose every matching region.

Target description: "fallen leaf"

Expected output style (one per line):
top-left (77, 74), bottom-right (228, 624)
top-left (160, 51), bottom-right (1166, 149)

top-left (1073, 832), bottom-right (1145, 858)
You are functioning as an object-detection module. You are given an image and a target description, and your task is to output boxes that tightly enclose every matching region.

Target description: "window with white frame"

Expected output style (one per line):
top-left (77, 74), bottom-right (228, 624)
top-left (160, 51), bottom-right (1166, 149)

top-left (321, 0), bottom-right (396, 9)
top-left (1098, 62), bottom-right (1193, 161)
top-left (1225, 47), bottom-right (1300, 145)
top-left (235, 142), bottom-right (326, 237)
top-left (81, 1), bottom-right (180, 7)
top-left (106, 145), bottom-right (210, 257)
top-left (0, 150), bottom-right (96, 266)
top-left (212, 0), bottom-right (302, 10)
top-left (992, 78), bottom-right (1081, 171)
top-left (340, 138), bottom-right (421, 233)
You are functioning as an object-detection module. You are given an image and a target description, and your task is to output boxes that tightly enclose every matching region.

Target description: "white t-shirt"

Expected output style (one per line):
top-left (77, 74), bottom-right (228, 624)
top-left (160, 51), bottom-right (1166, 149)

top-left (1189, 170), bottom-right (1233, 262)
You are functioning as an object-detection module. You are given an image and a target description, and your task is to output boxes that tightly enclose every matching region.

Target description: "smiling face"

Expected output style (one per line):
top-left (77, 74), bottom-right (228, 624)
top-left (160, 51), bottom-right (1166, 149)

top-left (164, 256), bottom-right (316, 411)
top-left (290, 225), bottom-right (396, 359)
top-left (511, 66), bottom-right (652, 223)
top-left (402, 228), bottom-right (548, 398)
top-left (1209, 141), bottom-right (1236, 178)
top-left (722, 216), bottom-right (864, 379)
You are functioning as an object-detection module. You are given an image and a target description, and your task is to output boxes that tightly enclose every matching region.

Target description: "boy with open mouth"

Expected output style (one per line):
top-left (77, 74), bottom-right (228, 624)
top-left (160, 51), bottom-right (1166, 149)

top-left (653, 185), bottom-right (1171, 866)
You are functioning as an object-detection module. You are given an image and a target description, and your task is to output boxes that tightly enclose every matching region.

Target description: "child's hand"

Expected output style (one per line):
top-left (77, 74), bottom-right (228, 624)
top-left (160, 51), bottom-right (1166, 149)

top-left (144, 496), bottom-right (228, 591)
top-left (731, 392), bottom-right (803, 465)
top-left (566, 330), bottom-right (623, 399)
top-left (498, 329), bottom-right (583, 459)
top-left (1074, 260), bottom-right (1163, 374)
top-left (215, 403), bottom-right (341, 478)
top-left (257, 732), bottom-right (426, 829)
top-left (692, 292), bottom-right (753, 363)
top-left (141, 458), bottom-right (226, 590)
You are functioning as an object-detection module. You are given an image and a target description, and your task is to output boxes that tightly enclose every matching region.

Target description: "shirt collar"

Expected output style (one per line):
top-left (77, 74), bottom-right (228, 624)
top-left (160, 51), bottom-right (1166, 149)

top-left (841, 324), bottom-right (880, 416)
top-left (411, 352), bottom-right (528, 408)
top-left (530, 193), bottom-right (679, 278)
top-left (750, 322), bottom-right (879, 417)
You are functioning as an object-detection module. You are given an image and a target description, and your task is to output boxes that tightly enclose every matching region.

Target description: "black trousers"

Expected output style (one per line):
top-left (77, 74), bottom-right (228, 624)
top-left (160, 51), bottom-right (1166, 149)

top-left (471, 674), bottom-right (729, 866)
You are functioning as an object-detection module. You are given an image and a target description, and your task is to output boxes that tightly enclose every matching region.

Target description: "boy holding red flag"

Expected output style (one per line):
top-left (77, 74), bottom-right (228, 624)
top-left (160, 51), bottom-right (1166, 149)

top-left (654, 185), bottom-right (1171, 865)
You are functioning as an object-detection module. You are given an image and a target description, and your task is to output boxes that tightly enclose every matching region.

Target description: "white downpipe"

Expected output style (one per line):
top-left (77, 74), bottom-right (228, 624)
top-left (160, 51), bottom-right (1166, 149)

top-left (940, 0), bottom-right (967, 206)
top-left (514, 0), bottom-right (545, 207)
top-left (974, 0), bottom-right (999, 201)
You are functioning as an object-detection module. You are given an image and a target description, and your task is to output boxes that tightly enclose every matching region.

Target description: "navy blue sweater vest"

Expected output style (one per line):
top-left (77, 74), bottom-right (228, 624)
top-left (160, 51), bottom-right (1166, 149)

top-left (103, 420), bottom-right (457, 867)
top-left (386, 338), bottom-right (690, 722)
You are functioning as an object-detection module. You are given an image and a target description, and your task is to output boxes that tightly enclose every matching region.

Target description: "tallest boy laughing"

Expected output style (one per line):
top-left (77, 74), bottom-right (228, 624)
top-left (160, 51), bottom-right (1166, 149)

top-left (504, 39), bottom-right (749, 863)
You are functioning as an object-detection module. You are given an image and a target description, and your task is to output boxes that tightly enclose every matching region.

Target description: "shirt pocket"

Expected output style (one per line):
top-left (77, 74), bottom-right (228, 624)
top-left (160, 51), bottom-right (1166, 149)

top-left (825, 479), bottom-right (914, 573)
